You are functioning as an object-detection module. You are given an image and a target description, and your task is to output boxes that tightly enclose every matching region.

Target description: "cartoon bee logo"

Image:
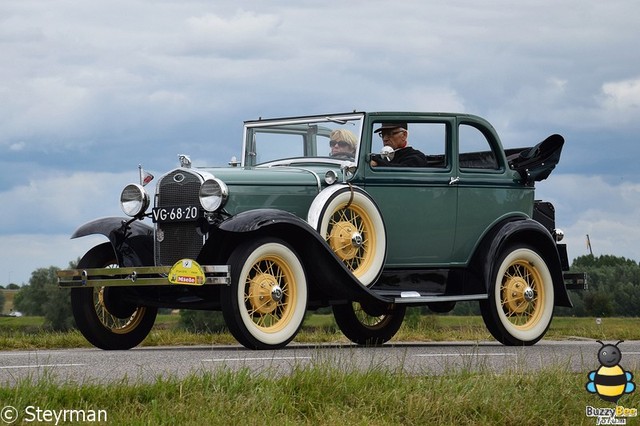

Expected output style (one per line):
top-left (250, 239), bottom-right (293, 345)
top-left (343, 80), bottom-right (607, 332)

top-left (586, 340), bottom-right (636, 403)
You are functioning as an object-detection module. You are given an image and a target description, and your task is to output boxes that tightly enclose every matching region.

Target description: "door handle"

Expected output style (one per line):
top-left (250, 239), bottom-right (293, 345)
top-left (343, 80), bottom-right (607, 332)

top-left (449, 177), bottom-right (460, 185)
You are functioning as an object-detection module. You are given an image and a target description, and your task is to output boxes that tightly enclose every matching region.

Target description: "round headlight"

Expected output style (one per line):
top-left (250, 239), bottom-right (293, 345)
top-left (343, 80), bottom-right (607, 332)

top-left (199, 178), bottom-right (228, 212)
top-left (120, 183), bottom-right (150, 217)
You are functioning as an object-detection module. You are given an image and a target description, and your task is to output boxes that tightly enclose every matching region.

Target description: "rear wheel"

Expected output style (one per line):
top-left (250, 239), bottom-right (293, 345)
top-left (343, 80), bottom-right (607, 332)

top-left (221, 238), bottom-right (307, 349)
top-left (479, 244), bottom-right (554, 346)
top-left (70, 243), bottom-right (157, 350)
top-left (333, 302), bottom-right (406, 346)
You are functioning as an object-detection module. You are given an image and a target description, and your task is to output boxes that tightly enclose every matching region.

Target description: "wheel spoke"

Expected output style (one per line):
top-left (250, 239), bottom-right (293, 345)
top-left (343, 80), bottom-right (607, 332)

top-left (499, 260), bottom-right (545, 328)
top-left (241, 253), bottom-right (297, 330)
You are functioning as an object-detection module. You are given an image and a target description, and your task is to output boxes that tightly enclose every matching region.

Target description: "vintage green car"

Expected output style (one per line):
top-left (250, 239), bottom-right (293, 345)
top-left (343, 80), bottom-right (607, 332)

top-left (57, 111), bottom-right (585, 350)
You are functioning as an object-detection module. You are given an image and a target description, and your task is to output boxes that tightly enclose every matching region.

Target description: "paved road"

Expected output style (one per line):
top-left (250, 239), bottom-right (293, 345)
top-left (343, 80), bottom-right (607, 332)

top-left (2, 340), bottom-right (640, 385)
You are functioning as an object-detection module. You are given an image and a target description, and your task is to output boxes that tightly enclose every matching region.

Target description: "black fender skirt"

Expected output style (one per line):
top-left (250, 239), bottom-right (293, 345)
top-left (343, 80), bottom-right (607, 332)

top-left (202, 209), bottom-right (386, 306)
top-left (71, 217), bottom-right (154, 267)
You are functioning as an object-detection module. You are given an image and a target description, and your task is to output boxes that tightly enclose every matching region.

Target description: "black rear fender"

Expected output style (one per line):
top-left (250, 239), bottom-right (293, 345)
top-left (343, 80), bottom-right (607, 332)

top-left (474, 218), bottom-right (572, 308)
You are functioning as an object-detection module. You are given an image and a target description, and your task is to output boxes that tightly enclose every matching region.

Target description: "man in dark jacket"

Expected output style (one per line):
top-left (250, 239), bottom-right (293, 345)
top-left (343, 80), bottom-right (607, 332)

top-left (370, 122), bottom-right (428, 167)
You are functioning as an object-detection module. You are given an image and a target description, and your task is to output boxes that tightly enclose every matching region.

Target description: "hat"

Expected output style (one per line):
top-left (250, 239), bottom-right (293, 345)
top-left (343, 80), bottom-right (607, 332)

top-left (374, 122), bottom-right (408, 133)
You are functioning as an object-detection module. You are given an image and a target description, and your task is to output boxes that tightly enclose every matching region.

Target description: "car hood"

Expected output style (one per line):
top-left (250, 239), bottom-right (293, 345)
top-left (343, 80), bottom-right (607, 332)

top-left (196, 165), bottom-right (340, 217)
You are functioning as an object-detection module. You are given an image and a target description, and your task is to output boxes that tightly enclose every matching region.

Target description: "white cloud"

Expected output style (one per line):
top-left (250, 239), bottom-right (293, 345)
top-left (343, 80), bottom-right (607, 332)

top-left (600, 77), bottom-right (640, 122)
top-left (9, 141), bottom-right (25, 151)
top-left (180, 10), bottom-right (282, 57)
top-left (0, 234), bottom-right (107, 286)
top-left (2, 0), bottom-right (640, 283)
top-left (0, 170), bottom-right (135, 234)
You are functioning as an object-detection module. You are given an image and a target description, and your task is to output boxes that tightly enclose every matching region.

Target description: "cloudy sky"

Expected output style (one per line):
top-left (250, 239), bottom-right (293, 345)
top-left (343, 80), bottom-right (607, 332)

top-left (1, 0), bottom-right (639, 285)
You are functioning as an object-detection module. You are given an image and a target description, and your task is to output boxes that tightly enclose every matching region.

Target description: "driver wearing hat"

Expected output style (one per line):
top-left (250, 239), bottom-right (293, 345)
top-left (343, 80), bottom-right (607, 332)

top-left (370, 122), bottom-right (428, 167)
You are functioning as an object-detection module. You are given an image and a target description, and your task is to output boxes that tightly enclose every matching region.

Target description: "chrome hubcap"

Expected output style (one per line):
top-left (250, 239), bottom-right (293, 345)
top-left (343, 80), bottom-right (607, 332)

top-left (351, 232), bottom-right (363, 248)
top-left (271, 285), bottom-right (283, 303)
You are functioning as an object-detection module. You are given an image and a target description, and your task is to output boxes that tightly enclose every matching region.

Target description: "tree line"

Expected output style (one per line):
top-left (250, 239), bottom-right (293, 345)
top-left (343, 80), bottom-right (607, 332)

top-left (2, 254), bottom-right (639, 331)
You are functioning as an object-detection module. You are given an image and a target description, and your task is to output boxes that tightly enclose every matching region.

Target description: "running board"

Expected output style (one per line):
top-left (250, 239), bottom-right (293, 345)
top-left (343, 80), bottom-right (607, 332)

top-left (390, 293), bottom-right (488, 304)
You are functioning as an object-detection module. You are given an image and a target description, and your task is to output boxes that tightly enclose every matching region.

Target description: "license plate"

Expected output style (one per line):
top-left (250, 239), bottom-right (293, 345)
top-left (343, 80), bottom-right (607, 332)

top-left (152, 205), bottom-right (200, 223)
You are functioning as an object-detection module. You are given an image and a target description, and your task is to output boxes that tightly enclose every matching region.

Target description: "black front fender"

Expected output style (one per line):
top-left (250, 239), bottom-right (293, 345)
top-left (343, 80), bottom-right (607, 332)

top-left (71, 217), bottom-right (154, 267)
top-left (200, 209), bottom-right (386, 306)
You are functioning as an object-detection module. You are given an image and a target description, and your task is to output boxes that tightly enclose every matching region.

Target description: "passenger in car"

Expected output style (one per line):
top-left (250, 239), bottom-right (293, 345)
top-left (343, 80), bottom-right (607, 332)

top-left (329, 129), bottom-right (358, 159)
top-left (370, 122), bottom-right (429, 167)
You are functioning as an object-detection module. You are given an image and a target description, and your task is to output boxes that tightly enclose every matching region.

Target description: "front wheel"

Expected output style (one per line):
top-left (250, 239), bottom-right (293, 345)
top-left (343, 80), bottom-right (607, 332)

top-left (70, 243), bottom-right (157, 350)
top-left (221, 238), bottom-right (308, 350)
top-left (333, 302), bottom-right (406, 346)
top-left (479, 244), bottom-right (554, 346)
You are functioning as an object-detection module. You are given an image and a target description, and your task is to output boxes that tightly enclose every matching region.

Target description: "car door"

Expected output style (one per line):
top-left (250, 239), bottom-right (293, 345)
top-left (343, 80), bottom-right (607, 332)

top-left (452, 119), bottom-right (534, 263)
top-left (362, 119), bottom-right (458, 267)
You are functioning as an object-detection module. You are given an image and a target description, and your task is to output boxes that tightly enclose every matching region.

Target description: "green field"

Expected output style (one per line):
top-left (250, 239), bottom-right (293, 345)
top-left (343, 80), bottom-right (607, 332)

top-left (1, 313), bottom-right (639, 350)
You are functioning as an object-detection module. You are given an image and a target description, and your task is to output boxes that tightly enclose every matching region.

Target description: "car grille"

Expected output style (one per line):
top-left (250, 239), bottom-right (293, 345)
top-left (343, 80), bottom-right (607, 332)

top-left (154, 169), bottom-right (205, 266)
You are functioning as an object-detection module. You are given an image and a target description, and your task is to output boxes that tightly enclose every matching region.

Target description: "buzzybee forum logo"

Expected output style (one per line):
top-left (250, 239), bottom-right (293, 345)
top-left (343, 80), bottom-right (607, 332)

top-left (585, 340), bottom-right (637, 424)
top-left (586, 340), bottom-right (635, 403)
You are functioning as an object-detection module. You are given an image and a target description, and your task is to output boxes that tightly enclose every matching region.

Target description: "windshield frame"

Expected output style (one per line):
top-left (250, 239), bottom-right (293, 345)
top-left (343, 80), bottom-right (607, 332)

top-left (242, 113), bottom-right (365, 168)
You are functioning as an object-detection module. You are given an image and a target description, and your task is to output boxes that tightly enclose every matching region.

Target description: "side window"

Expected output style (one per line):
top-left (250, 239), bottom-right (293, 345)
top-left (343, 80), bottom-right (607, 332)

top-left (371, 121), bottom-right (448, 168)
top-left (458, 124), bottom-right (499, 170)
top-left (407, 123), bottom-right (447, 168)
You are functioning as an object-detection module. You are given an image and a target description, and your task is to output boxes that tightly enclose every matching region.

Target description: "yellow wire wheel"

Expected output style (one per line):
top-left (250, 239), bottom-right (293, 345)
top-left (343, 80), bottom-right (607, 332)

top-left (326, 202), bottom-right (377, 275)
top-left (332, 301), bottom-right (406, 346)
top-left (319, 187), bottom-right (386, 287)
top-left (223, 238), bottom-right (307, 349)
top-left (351, 302), bottom-right (390, 328)
top-left (500, 259), bottom-right (545, 329)
top-left (94, 287), bottom-right (147, 334)
top-left (242, 253), bottom-right (298, 333)
top-left (484, 245), bottom-right (554, 345)
top-left (70, 242), bottom-right (157, 350)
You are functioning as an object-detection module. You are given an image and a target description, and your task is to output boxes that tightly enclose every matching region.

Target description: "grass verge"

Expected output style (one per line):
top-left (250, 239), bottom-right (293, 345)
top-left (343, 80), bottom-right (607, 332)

top-left (4, 363), bottom-right (639, 425)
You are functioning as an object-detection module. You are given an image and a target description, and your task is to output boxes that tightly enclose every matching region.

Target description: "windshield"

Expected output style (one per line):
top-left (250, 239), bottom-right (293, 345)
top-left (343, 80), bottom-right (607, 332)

top-left (243, 114), bottom-right (364, 167)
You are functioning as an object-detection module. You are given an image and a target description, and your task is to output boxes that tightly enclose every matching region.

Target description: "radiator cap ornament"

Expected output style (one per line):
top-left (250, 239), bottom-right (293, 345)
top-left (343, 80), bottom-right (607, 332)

top-left (179, 154), bottom-right (192, 168)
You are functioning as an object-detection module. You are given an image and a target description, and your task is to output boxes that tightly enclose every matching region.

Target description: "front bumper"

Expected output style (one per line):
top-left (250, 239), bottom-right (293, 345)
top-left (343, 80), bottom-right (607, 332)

top-left (57, 265), bottom-right (230, 288)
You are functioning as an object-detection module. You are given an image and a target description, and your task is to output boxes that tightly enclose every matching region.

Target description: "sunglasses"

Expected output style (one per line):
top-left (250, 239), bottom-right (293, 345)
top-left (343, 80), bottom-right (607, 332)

top-left (378, 130), bottom-right (405, 138)
top-left (329, 140), bottom-right (351, 148)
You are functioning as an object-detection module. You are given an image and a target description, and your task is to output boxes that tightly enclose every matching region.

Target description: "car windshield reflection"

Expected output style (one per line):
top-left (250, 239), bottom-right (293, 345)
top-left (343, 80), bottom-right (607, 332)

top-left (244, 114), bottom-right (364, 167)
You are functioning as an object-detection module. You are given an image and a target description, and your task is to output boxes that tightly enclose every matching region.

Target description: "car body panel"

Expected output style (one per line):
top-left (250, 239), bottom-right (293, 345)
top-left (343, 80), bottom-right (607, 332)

top-left (59, 110), bottom-right (581, 309)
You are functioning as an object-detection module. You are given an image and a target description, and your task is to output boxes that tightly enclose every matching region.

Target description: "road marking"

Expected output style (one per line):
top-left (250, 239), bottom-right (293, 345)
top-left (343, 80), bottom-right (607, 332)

top-left (414, 353), bottom-right (517, 357)
top-left (0, 363), bottom-right (85, 370)
top-left (202, 356), bottom-right (312, 362)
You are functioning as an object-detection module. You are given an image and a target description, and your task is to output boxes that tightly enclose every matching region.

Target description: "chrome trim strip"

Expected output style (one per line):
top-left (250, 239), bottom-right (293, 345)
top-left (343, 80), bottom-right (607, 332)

top-left (57, 265), bottom-right (230, 288)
